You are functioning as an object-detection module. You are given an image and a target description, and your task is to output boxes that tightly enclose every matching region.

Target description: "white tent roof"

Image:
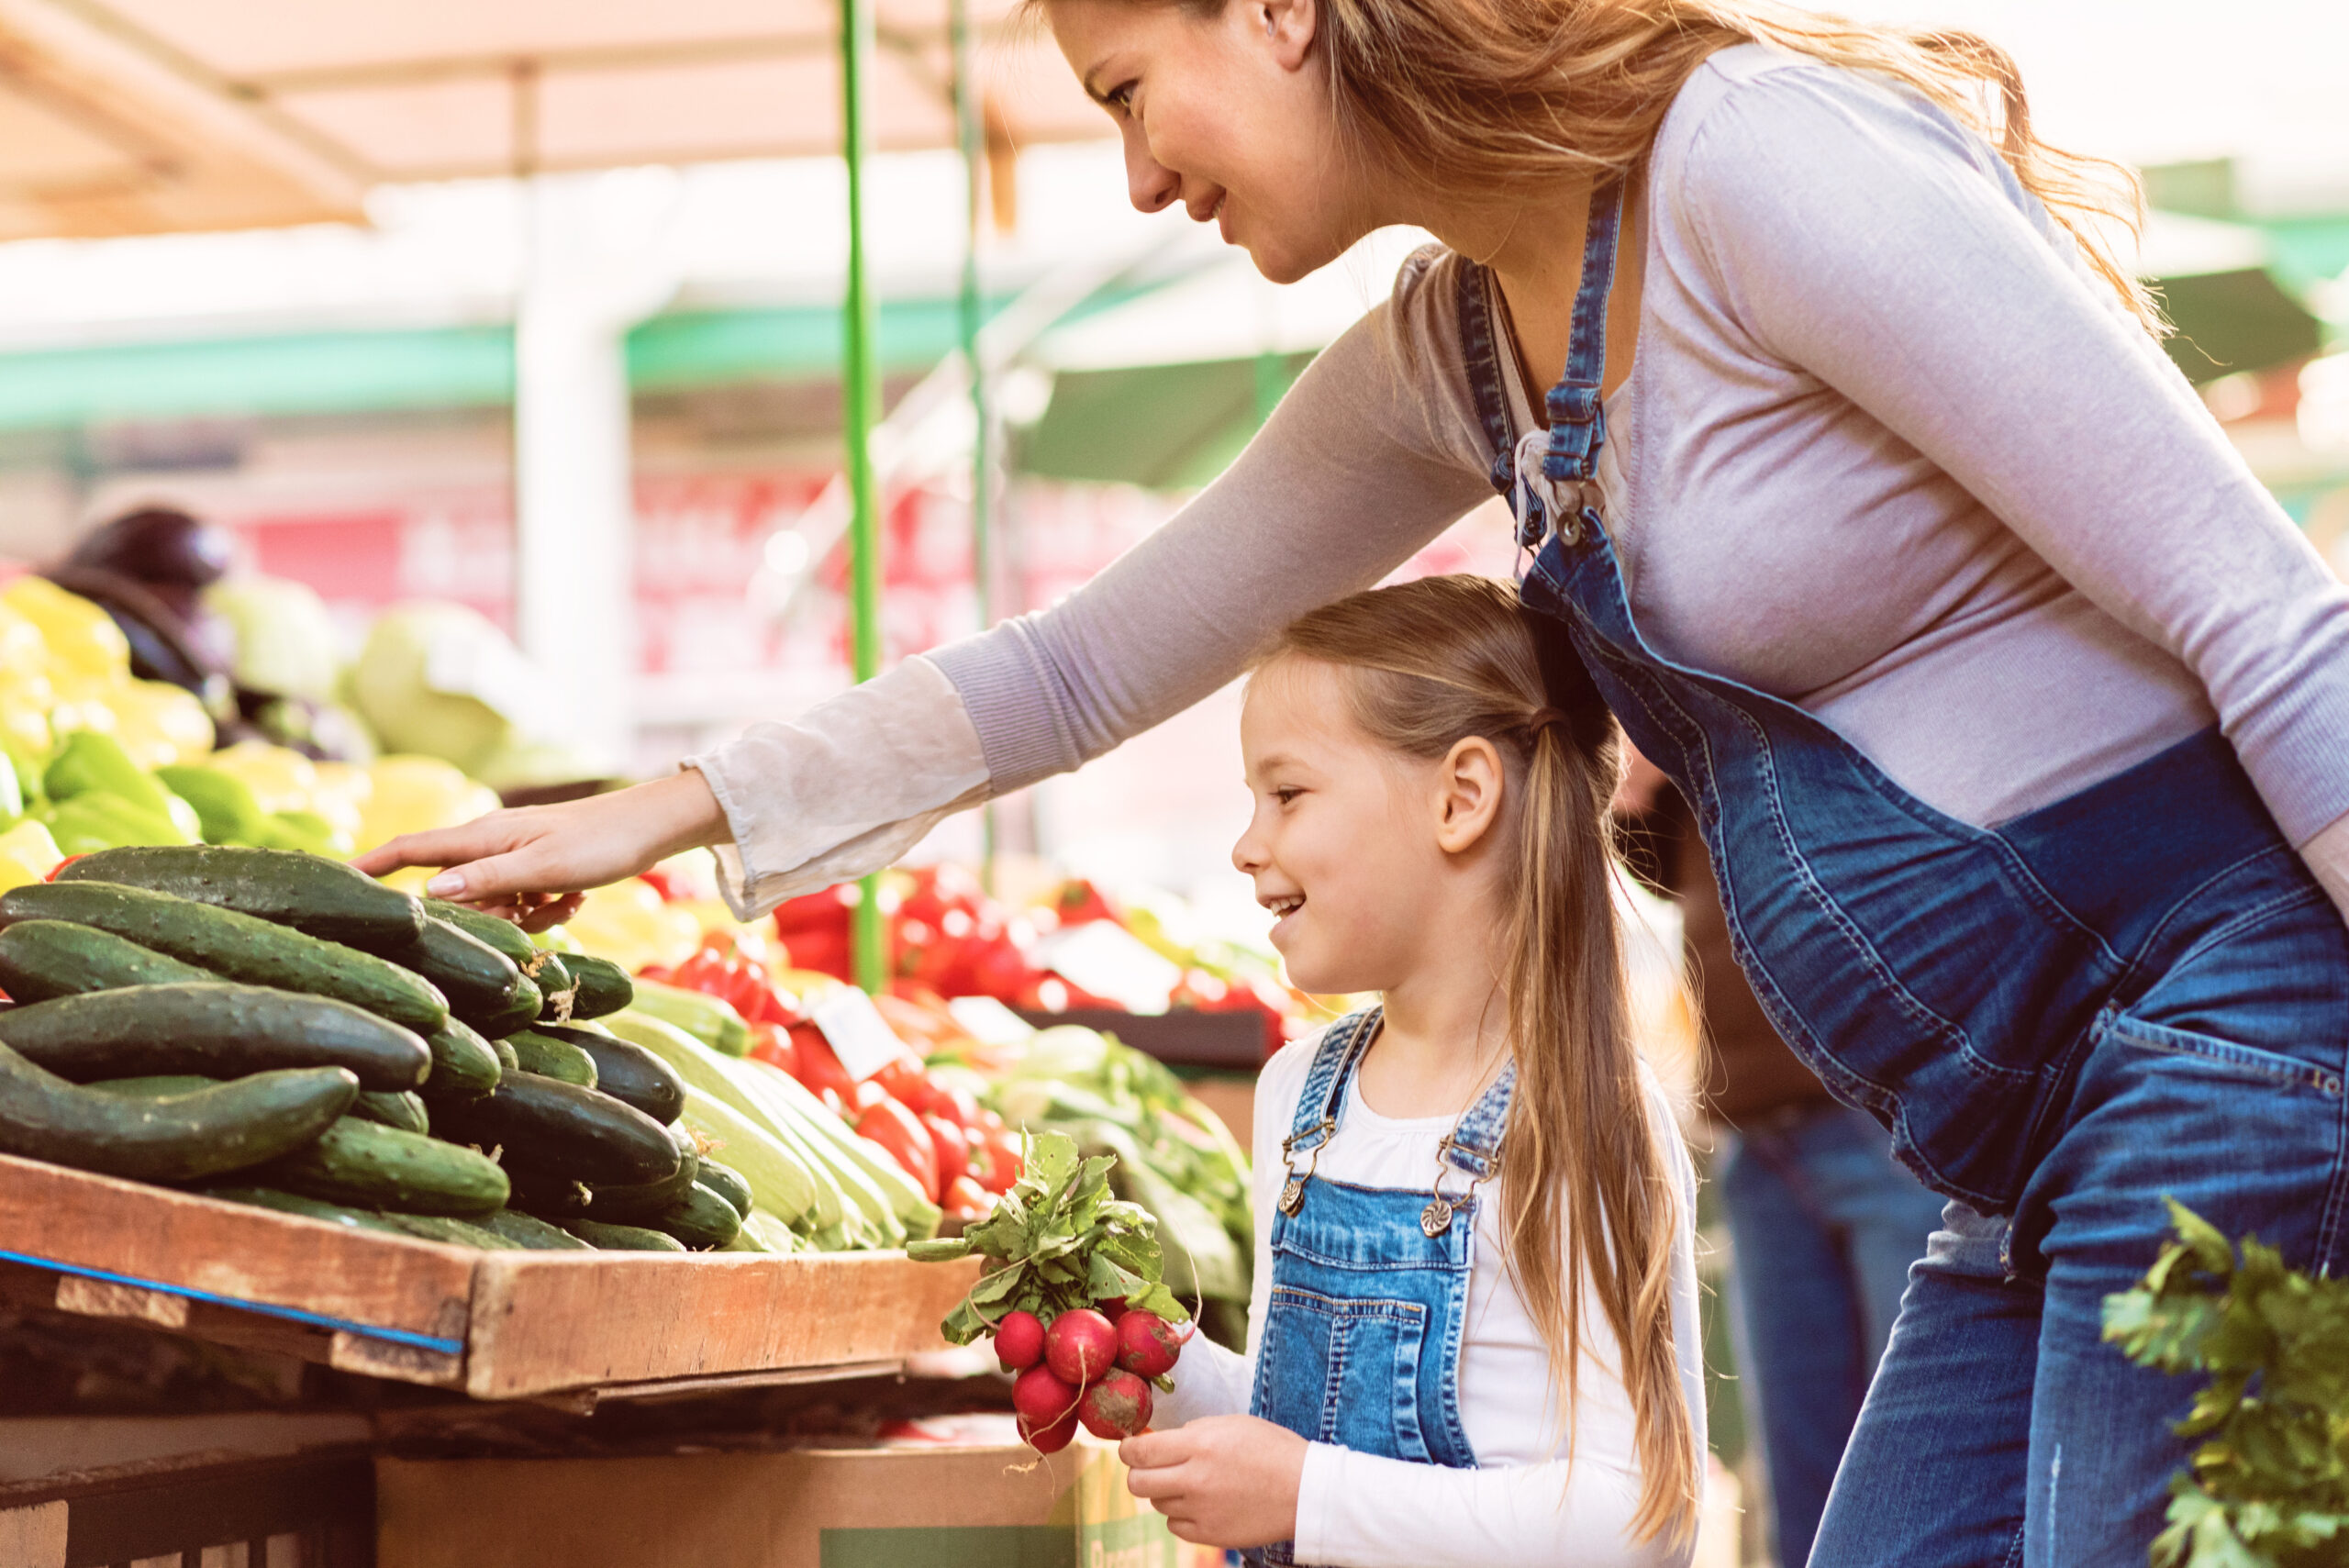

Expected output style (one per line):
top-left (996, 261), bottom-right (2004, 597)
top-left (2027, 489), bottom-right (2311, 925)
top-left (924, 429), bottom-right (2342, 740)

top-left (0, 0), bottom-right (1100, 239)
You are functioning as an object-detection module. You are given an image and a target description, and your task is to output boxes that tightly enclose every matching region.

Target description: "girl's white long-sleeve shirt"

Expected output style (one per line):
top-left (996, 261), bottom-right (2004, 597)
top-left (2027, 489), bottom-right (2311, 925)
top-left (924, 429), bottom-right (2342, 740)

top-left (1152, 1034), bottom-right (1708, 1568)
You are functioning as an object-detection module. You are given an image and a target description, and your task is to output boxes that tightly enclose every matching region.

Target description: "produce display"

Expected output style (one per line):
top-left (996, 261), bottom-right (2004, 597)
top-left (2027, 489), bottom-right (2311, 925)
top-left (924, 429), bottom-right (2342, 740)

top-left (913, 1130), bottom-right (1192, 1451)
top-left (0, 842), bottom-right (793, 1255)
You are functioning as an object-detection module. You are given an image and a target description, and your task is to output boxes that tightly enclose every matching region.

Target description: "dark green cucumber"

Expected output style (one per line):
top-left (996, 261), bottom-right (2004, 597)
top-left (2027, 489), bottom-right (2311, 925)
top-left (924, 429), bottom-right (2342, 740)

top-left (479, 1208), bottom-right (594, 1251)
top-left (353, 1090), bottom-right (429, 1135)
top-left (490, 1036), bottom-right (521, 1073)
top-left (532, 1024), bottom-right (684, 1124)
top-left (373, 1213), bottom-right (513, 1249)
top-left (422, 1019), bottom-right (502, 1100)
top-left (0, 882), bottom-right (447, 1032)
top-left (652, 1182), bottom-right (743, 1251)
top-left (582, 1124), bottom-right (701, 1223)
top-left (503, 1029), bottom-right (597, 1088)
top-left (372, 917), bottom-right (527, 1029)
top-left (204, 1184), bottom-right (412, 1237)
top-left (257, 1116), bottom-right (508, 1215)
top-left (0, 1045), bottom-right (356, 1183)
top-left (421, 899), bottom-right (539, 968)
top-left (56, 845), bottom-right (425, 946)
top-left (428, 1071), bottom-right (682, 1186)
top-left (529, 952), bottom-right (578, 1020)
top-left (562, 955), bottom-right (633, 1020)
top-left (562, 1218), bottom-right (686, 1252)
top-left (89, 1073), bottom-right (216, 1095)
top-left (505, 1165), bottom-right (596, 1218)
top-left (0, 920), bottom-right (213, 1001)
top-left (697, 1159), bottom-right (753, 1219)
top-left (0, 984), bottom-right (430, 1091)
top-left (468, 975), bottom-right (542, 1039)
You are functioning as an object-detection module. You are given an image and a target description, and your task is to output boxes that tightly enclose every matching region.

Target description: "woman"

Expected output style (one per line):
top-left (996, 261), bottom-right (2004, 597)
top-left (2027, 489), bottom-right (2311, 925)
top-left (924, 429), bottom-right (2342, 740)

top-left (363, 2), bottom-right (2349, 1562)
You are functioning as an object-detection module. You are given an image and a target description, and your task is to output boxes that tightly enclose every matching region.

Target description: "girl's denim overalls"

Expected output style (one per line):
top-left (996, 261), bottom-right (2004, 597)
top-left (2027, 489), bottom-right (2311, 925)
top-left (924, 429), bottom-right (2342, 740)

top-left (1248, 1007), bottom-right (1511, 1567)
top-left (1461, 178), bottom-right (2349, 1566)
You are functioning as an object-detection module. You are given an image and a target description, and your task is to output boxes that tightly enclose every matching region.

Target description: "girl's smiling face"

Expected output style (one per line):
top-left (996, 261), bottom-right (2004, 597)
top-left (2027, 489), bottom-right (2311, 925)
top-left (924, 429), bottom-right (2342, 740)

top-left (1234, 656), bottom-right (1508, 994)
top-left (1044, 0), bottom-right (1379, 284)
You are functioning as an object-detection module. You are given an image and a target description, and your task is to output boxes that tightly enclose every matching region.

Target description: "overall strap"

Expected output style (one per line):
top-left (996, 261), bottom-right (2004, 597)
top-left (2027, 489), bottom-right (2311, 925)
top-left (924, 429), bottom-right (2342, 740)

top-left (1441, 1062), bottom-right (1517, 1183)
top-left (1455, 181), bottom-right (1628, 559)
top-left (1282, 1008), bottom-right (1383, 1160)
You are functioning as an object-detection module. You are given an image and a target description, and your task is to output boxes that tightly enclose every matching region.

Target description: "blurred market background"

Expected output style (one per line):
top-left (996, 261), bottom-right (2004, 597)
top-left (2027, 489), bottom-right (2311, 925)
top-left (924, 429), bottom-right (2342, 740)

top-left (0, 2), bottom-right (2337, 1561)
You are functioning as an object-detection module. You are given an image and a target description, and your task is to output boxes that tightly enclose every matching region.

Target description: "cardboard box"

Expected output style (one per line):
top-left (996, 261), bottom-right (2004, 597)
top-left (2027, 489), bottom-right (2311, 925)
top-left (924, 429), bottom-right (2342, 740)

top-left (377, 1429), bottom-right (1185, 1568)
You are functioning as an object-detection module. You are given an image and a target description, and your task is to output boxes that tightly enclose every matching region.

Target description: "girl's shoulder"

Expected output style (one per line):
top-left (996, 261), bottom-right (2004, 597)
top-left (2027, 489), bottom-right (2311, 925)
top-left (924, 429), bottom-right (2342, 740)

top-left (1252, 1011), bottom-right (1378, 1144)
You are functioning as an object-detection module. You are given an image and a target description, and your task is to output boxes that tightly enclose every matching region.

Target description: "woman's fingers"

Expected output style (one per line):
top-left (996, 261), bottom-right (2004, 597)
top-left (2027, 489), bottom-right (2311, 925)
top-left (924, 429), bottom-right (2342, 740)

top-left (351, 819), bottom-right (527, 879)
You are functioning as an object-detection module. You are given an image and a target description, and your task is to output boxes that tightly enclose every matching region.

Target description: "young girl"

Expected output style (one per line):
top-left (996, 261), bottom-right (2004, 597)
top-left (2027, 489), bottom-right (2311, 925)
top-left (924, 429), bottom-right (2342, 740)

top-left (1122, 573), bottom-right (1704, 1566)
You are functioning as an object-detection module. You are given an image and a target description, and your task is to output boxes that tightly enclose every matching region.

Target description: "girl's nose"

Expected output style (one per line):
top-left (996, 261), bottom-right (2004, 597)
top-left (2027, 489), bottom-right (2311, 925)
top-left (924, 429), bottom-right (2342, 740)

top-left (1122, 122), bottom-right (1178, 215)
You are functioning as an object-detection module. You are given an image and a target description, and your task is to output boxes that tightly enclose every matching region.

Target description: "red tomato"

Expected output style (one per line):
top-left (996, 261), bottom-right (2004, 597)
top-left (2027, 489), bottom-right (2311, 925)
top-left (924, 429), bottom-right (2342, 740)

top-left (944, 1174), bottom-right (992, 1218)
top-left (855, 1097), bottom-right (941, 1203)
top-left (922, 1112), bottom-right (971, 1189)
top-left (748, 1021), bottom-right (800, 1078)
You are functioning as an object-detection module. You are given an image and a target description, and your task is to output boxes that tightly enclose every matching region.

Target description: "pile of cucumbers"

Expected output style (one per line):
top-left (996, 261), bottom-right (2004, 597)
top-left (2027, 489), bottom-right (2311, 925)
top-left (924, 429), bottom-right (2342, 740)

top-left (0, 845), bottom-right (758, 1254)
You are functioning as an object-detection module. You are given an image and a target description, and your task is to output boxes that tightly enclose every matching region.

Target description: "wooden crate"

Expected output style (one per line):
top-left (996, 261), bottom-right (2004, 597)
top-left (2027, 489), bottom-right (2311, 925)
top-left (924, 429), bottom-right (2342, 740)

top-left (0, 1152), bottom-right (980, 1401)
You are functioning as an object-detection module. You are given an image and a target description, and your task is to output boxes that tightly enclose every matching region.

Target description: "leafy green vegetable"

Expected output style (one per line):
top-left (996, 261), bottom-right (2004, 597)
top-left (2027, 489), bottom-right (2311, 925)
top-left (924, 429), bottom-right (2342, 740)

top-left (2101, 1198), bottom-right (2349, 1566)
top-left (910, 1129), bottom-right (1192, 1345)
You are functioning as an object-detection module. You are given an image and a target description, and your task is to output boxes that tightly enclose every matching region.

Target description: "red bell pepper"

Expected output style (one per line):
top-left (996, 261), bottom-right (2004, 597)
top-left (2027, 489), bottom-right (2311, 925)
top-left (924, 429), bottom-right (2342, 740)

top-left (974, 1127), bottom-right (1024, 1193)
top-left (791, 1023), bottom-right (858, 1105)
top-left (944, 1173), bottom-right (992, 1219)
top-left (855, 1095), bottom-right (941, 1203)
top-left (747, 1021), bottom-right (800, 1078)
top-left (921, 1112), bottom-right (971, 1190)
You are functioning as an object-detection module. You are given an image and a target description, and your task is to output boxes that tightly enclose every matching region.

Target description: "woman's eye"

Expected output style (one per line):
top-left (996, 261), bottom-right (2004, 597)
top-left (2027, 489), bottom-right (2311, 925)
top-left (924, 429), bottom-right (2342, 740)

top-left (1274, 787), bottom-right (1302, 806)
top-left (1105, 82), bottom-right (1136, 115)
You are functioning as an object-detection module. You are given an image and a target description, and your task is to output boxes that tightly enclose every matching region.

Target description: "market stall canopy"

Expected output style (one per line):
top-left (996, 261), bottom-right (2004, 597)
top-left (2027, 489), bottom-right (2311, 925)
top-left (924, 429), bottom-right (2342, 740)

top-left (0, 0), bottom-right (1101, 239)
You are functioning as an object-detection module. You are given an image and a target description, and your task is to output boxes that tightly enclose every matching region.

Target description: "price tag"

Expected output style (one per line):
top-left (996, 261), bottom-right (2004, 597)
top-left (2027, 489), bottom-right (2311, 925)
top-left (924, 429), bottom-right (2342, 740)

top-left (813, 987), bottom-right (908, 1082)
top-left (1038, 921), bottom-right (1183, 1015)
top-left (947, 995), bottom-right (1036, 1047)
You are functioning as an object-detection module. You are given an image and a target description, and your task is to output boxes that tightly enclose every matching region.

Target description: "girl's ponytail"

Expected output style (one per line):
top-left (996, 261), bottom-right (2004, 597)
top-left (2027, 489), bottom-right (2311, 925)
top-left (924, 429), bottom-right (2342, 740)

top-left (1266, 576), bottom-right (1697, 1544)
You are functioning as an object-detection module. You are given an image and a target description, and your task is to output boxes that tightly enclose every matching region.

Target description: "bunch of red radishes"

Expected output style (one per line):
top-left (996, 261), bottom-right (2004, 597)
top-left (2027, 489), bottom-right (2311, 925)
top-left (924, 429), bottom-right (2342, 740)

top-left (996, 1296), bottom-right (1185, 1451)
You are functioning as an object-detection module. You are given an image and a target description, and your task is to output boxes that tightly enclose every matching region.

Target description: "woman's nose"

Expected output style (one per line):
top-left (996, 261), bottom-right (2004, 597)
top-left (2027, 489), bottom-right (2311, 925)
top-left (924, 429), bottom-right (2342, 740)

top-left (1122, 123), bottom-right (1177, 215)
top-left (1231, 820), bottom-right (1266, 876)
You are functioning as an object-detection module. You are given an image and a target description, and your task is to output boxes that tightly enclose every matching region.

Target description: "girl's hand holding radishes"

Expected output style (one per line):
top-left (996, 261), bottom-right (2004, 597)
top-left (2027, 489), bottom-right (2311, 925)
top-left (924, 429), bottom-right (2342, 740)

top-left (1120, 1417), bottom-right (1307, 1548)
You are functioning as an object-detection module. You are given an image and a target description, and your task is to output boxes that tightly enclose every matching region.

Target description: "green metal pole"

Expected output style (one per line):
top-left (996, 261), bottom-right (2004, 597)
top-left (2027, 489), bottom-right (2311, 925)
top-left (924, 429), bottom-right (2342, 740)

top-left (841, 0), bottom-right (886, 994)
top-left (952, 0), bottom-right (998, 893)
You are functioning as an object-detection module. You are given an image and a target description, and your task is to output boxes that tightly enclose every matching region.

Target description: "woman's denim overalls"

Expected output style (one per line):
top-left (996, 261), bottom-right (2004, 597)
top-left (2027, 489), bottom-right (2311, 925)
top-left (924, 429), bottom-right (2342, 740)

top-left (1248, 1007), bottom-right (1511, 1567)
top-left (1460, 179), bottom-right (2349, 1567)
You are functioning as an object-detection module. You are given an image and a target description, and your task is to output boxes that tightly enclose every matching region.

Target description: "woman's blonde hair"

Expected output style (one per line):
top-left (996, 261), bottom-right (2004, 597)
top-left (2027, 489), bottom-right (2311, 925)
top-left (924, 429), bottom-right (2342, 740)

top-left (1074, 0), bottom-right (2157, 330)
top-left (1265, 574), bottom-right (1696, 1544)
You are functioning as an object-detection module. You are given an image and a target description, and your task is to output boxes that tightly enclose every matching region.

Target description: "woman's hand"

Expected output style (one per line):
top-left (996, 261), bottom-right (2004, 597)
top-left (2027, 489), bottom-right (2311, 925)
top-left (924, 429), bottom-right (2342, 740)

top-left (351, 770), bottom-right (728, 929)
top-left (1120, 1416), bottom-right (1307, 1549)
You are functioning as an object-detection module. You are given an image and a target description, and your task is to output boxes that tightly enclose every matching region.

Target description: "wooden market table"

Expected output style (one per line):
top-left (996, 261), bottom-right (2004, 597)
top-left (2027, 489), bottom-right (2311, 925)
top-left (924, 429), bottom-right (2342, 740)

top-left (0, 1152), bottom-right (981, 1404)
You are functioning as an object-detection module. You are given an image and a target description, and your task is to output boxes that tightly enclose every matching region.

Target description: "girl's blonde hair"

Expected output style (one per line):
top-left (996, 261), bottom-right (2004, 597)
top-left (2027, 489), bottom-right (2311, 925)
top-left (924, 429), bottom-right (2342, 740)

top-left (1266, 574), bottom-right (1696, 1544)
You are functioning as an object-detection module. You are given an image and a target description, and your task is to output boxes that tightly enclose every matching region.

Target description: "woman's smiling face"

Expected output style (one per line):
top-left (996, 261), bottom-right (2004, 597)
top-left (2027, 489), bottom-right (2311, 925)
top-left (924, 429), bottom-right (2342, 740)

top-left (1044, 0), bottom-right (1376, 284)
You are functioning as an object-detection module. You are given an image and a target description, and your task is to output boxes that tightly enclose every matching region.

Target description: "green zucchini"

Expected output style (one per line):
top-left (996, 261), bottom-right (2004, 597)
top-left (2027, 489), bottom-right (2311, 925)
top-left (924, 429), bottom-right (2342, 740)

top-left (0, 1045), bottom-right (356, 1183)
top-left (503, 1029), bottom-right (597, 1088)
top-left (478, 1208), bottom-right (595, 1251)
top-left (371, 917), bottom-right (528, 1029)
top-left (428, 1071), bottom-right (682, 1186)
top-left (562, 1218), bottom-right (686, 1252)
top-left (624, 980), bottom-right (748, 1055)
top-left (697, 1159), bottom-right (753, 1219)
top-left (582, 1124), bottom-right (701, 1223)
top-left (0, 984), bottom-right (431, 1091)
top-left (0, 920), bottom-right (213, 1001)
top-left (373, 1213), bottom-right (513, 1249)
top-left (652, 1182), bottom-right (743, 1251)
top-left (55, 845), bottom-right (426, 947)
top-left (258, 1116), bottom-right (509, 1216)
top-left (203, 1184), bottom-right (412, 1237)
top-left (562, 955), bottom-right (633, 1020)
top-left (0, 882), bottom-right (448, 1033)
top-left (531, 1024), bottom-right (683, 1123)
top-left (353, 1090), bottom-right (429, 1135)
top-left (422, 1019), bottom-right (502, 1100)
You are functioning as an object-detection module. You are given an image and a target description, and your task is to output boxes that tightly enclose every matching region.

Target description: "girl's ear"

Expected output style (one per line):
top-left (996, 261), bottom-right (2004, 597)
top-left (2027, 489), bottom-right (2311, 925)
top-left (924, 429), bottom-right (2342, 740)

top-left (1258, 0), bottom-right (1318, 71)
top-left (1431, 736), bottom-right (1506, 855)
